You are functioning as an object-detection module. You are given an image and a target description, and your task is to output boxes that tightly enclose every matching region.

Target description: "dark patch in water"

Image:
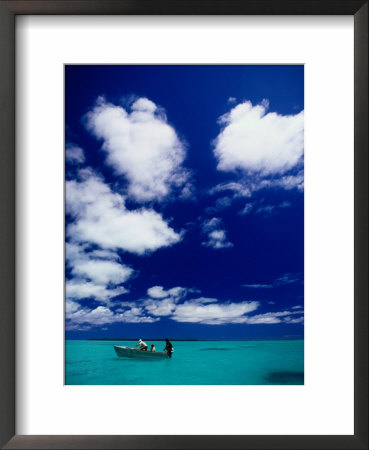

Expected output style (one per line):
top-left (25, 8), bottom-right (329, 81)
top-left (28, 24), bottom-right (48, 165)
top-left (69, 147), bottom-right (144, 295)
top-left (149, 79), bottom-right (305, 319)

top-left (265, 371), bottom-right (304, 384)
top-left (200, 348), bottom-right (232, 351)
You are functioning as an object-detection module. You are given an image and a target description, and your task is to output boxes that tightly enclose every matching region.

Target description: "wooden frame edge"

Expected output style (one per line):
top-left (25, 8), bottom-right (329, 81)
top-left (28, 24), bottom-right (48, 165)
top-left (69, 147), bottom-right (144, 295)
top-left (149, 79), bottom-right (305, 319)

top-left (0, 1), bottom-right (367, 449)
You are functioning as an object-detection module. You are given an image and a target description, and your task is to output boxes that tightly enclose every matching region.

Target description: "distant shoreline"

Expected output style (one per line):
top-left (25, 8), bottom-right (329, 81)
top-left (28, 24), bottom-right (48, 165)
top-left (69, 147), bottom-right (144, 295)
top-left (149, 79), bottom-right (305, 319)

top-left (66, 338), bottom-right (304, 342)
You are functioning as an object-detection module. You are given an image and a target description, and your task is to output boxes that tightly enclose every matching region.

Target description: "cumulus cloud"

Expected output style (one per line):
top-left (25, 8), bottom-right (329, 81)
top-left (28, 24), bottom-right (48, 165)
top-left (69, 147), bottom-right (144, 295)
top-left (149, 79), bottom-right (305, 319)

top-left (66, 144), bottom-right (85, 164)
top-left (147, 286), bottom-right (168, 299)
top-left (66, 304), bottom-right (159, 327)
top-left (147, 285), bottom-right (188, 300)
top-left (65, 166), bottom-right (184, 322)
top-left (65, 242), bottom-right (133, 306)
top-left (201, 217), bottom-right (233, 249)
top-left (66, 280), bottom-right (303, 328)
top-left (85, 96), bottom-right (190, 202)
top-left (66, 299), bottom-right (81, 314)
top-left (67, 244), bottom-right (133, 286)
top-left (214, 100), bottom-right (304, 175)
top-left (71, 260), bottom-right (132, 285)
top-left (142, 289), bottom-right (303, 325)
top-left (140, 291), bottom-right (260, 325)
top-left (243, 309), bottom-right (303, 324)
top-left (66, 169), bottom-right (182, 255)
top-left (203, 230), bottom-right (233, 250)
top-left (144, 285), bottom-right (191, 316)
top-left (66, 279), bottom-right (128, 304)
top-left (144, 298), bottom-right (178, 317)
top-left (209, 101), bottom-right (304, 202)
top-left (258, 171), bottom-right (304, 191)
top-left (171, 299), bottom-right (259, 324)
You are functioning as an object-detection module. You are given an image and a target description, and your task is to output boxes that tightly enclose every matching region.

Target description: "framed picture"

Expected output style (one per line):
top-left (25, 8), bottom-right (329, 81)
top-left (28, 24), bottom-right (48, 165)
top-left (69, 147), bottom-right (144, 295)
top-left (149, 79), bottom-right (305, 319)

top-left (0, 1), bottom-right (367, 449)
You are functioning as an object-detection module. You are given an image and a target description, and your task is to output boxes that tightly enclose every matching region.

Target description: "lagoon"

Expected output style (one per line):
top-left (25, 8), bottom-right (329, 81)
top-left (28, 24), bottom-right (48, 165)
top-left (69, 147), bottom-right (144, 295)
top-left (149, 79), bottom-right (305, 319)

top-left (65, 339), bottom-right (304, 385)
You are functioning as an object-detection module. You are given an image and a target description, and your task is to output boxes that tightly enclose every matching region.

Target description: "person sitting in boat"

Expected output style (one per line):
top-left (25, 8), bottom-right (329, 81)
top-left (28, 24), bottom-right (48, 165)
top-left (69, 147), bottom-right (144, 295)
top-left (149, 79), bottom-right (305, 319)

top-left (150, 344), bottom-right (156, 352)
top-left (164, 338), bottom-right (173, 358)
top-left (134, 339), bottom-right (148, 351)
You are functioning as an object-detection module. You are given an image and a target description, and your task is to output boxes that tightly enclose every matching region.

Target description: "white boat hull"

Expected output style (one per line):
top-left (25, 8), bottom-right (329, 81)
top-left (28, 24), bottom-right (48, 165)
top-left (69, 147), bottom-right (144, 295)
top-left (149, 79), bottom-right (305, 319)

top-left (114, 345), bottom-right (169, 359)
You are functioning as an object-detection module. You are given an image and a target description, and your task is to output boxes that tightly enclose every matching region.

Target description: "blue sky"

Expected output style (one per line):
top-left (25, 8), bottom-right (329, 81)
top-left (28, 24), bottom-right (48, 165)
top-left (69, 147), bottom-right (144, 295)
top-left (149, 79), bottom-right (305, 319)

top-left (65, 65), bottom-right (304, 340)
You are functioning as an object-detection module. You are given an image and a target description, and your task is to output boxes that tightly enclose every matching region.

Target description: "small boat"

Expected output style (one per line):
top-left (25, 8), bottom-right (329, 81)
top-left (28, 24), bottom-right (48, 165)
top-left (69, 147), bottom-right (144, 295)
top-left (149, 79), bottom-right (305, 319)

top-left (114, 345), bottom-right (170, 359)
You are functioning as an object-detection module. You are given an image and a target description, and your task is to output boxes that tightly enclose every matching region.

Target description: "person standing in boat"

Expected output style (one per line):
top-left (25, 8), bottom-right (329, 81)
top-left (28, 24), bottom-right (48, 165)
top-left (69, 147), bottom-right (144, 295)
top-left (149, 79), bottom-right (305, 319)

top-left (150, 344), bottom-right (156, 352)
top-left (164, 338), bottom-right (173, 358)
top-left (134, 339), bottom-right (148, 351)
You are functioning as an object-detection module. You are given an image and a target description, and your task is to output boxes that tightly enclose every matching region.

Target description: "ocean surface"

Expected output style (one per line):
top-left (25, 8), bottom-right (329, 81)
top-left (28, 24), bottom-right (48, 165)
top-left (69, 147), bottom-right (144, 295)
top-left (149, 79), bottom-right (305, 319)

top-left (65, 339), bottom-right (304, 385)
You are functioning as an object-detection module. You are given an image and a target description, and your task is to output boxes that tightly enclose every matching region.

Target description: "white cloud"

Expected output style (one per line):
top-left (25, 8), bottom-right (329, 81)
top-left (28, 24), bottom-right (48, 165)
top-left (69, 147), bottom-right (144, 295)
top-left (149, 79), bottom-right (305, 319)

top-left (71, 259), bottom-right (133, 285)
top-left (242, 283), bottom-right (273, 289)
top-left (142, 287), bottom-right (261, 325)
top-left (215, 196), bottom-right (233, 210)
top-left (210, 170), bottom-right (304, 206)
top-left (147, 286), bottom-right (168, 299)
top-left (171, 299), bottom-right (259, 324)
top-left (66, 304), bottom-right (159, 327)
top-left (233, 309), bottom-right (304, 325)
top-left (67, 243), bottom-right (133, 286)
top-left (261, 98), bottom-right (270, 109)
top-left (66, 144), bottom-right (85, 164)
top-left (144, 285), bottom-right (190, 316)
top-left (254, 201), bottom-right (291, 216)
top-left (147, 285), bottom-right (187, 300)
top-left (210, 181), bottom-right (252, 198)
top-left (214, 100), bottom-right (304, 176)
top-left (66, 242), bottom-right (133, 305)
top-left (66, 323), bottom-right (92, 332)
top-left (202, 217), bottom-right (222, 232)
top-left (66, 277), bottom-right (303, 328)
top-left (205, 196), bottom-right (233, 215)
top-left (243, 313), bottom-right (283, 324)
top-left (203, 230), bottom-right (233, 249)
top-left (242, 273), bottom-right (301, 289)
top-left (259, 171), bottom-right (304, 191)
top-left (283, 316), bottom-right (304, 324)
top-left (66, 169), bottom-right (182, 255)
top-left (144, 298), bottom-right (178, 316)
top-left (85, 97), bottom-right (190, 202)
top-left (140, 289), bottom-right (304, 326)
top-left (187, 297), bottom-right (218, 305)
top-left (114, 307), bottom-right (160, 323)
top-left (66, 279), bottom-right (128, 304)
top-left (202, 217), bottom-right (233, 250)
top-left (141, 290), bottom-right (303, 326)
top-left (238, 202), bottom-right (254, 216)
top-left (274, 273), bottom-right (301, 285)
top-left (66, 300), bottom-right (80, 314)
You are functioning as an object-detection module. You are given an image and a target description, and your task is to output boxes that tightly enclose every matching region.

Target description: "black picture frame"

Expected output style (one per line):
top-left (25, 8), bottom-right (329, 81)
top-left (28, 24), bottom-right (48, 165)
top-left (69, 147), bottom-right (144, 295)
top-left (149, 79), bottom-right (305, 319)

top-left (0, 1), bottom-right (367, 449)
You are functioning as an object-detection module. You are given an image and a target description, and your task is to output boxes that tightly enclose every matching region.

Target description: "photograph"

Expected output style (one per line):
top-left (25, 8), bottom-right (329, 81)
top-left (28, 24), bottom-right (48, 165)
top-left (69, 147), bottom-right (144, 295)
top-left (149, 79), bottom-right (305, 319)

top-left (65, 64), bottom-right (304, 385)
top-left (1, 0), bottom-right (366, 446)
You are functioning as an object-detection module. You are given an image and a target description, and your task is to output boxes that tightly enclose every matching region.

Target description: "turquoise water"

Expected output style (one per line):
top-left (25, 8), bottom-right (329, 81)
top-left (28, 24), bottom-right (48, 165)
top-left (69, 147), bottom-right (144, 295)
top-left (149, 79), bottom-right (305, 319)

top-left (65, 340), bottom-right (303, 385)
